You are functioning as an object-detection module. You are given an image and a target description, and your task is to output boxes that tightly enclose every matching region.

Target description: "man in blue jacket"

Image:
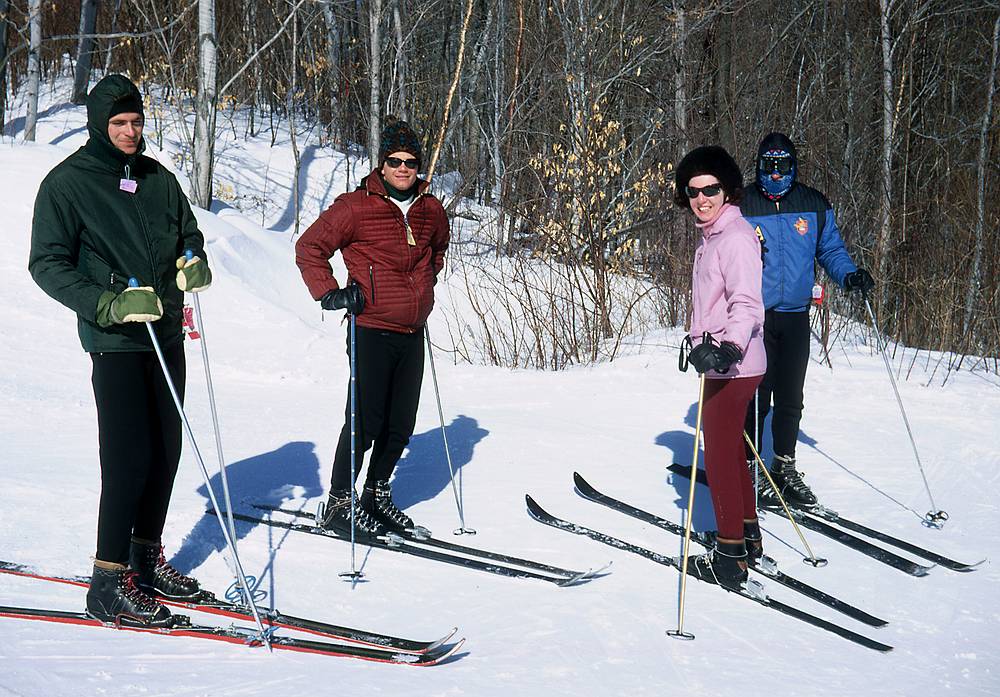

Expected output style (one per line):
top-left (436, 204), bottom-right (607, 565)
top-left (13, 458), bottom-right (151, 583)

top-left (741, 132), bottom-right (873, 507)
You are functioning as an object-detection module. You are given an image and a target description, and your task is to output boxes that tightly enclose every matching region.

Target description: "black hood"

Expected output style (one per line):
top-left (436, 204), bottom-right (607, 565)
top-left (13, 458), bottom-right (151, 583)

top-left (756, 132), bottom-right (797, 170)
top-left (84, 74), bottom-right (146, 165)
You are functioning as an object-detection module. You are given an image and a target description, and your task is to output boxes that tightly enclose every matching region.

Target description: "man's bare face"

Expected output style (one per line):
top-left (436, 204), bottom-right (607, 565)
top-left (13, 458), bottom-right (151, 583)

top-left (108, 113), bottom-right (144, 155)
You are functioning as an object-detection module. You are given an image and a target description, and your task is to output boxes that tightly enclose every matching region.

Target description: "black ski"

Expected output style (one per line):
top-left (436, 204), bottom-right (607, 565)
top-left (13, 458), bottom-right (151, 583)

top-left (572, 473), bottom-right (887, 628)
top-left (0, 559), bottom-right (454, 653)
top-left (253, 503), bottom-right (602, 579)
top-left (225, 510), bottom-right (593, 586)
top-left (666, 464), bottom-right (933, 577)
top-left (0, 605), bottom-right (462, 665)
top-left (794, 505), bottom-right (981, 572)
top-left (525, 495), bottom-right (893, 653)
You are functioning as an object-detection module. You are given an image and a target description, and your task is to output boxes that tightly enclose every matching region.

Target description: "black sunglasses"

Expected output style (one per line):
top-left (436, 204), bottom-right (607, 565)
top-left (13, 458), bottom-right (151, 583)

top-left (385, 156), bottom-right (420, 170)
top-left (761, 157), bottom-right (794, 175)
top-left (685, 183), bottom-right (723, 198)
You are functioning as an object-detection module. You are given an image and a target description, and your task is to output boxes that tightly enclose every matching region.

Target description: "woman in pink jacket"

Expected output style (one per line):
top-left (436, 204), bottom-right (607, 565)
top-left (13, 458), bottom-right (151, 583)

top-left (675, 145), bottom-right (766, 590)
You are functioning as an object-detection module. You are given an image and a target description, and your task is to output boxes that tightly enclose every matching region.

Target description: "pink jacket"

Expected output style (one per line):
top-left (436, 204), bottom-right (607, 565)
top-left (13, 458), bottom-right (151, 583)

top-left (689, 204), bottom-right (766, 379)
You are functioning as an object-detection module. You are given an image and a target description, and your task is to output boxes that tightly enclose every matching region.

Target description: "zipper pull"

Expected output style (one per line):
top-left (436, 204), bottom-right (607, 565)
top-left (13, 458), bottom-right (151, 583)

top-left (404, 214), bottom-right (416, 246)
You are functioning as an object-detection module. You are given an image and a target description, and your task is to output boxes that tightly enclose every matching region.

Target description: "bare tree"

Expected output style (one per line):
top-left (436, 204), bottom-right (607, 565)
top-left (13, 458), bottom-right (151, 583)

top-left (72, 0), bottom-right (100, 104)
top-left (367, 0), bottom-right (383, 162)
top-left (24, 0), bottom-right (41, 142)
top-left (192, 0), bottom-right (218, 208)
top-left (965, 13), bottom-right (1000, 337)
top-left (0, 0), bottom-right (9, 128)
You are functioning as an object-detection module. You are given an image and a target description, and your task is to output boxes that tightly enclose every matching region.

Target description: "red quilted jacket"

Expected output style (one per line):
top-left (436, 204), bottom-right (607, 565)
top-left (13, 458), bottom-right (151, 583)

top-left (295, 171), bottom-right (450, 333)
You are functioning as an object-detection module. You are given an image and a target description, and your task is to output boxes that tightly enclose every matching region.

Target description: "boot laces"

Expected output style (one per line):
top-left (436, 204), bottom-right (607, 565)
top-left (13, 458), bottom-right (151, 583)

top-left (373, 481), bottom-right (412, 527)
top-left (120, 570), bottom-right (161, 612)
top-left (153, 546), bottom-right (197, 587)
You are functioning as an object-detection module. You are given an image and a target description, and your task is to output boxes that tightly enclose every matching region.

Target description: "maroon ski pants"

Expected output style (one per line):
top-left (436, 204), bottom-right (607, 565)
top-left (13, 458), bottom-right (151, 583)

top-left (702, 375), bottom-right (763, 540)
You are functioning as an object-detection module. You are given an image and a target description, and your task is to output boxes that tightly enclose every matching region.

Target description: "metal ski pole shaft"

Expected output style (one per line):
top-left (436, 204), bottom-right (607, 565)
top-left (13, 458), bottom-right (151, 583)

top-left (186, 266), bottom-right (239, 586)
top-left (667, 372), bottom-right (706, 642)
top-left (129, 279), bottom-right (270, 649)
top-left (424, 325), bottom-right (474, 535)
top-left (339, 312), bottom-right (363, 582)
top-left (744, 432), bottom-right (827, 567)
top-left (862, 293), bottom-right (946, 527)
top-left (752, 391), bottom-right (759, 508)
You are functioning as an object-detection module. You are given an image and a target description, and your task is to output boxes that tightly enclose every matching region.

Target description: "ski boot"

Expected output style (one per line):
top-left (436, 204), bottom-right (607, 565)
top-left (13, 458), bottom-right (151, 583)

top-left (319, 490), bottom-right (387, 539)
top-left (744, 519), bottom-right (764, 565)
top-left (129, 540), bottom-right (203, 601)
top-left (86, 562), bottom-right (173, 627)
top-left (749, 459), bottom-right (780, 509)
top-left (361, 479), bottom-right (421, 534)
top-left (770, 454), bottom-right (817, 507)
top-left (689, 539), bottom-right (749, 591)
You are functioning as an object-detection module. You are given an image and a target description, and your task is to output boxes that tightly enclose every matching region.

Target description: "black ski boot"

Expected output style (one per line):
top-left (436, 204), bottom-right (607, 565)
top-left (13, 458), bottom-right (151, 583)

top-left (770, 455), bottom-right (817, 507)
top-left (129, 540), bottom-right (203, 601)
top-left (319, 490), bottom-right (387, 539)
top-left (361, 480), bottom-right (415, 533)
top-left (86, 563), bottom-right (173, 627)
top-left (689, 539), bottom-right (748, 591)
top-left (744, 519), bottom-right (764, 566)
top-left (749, 459), bottom-right (780, 508)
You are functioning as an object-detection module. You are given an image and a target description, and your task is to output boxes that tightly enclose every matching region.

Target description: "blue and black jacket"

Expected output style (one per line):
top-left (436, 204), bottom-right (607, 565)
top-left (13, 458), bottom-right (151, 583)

top-left (740, 183), bottom-right (857, 313)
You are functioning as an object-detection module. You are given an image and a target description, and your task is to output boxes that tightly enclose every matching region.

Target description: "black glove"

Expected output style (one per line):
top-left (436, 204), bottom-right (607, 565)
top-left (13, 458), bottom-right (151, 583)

top-left (843, 268), bottom-right (875, 294)
top-left (688, 341), bottom-right (743, 374)
top-left (320, 284), bottom-right (365, 314)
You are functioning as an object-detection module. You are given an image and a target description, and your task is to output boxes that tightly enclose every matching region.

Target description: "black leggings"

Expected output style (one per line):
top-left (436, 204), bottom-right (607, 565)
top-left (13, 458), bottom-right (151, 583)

top-left (91, 345), bottom-right (185, 564)
top-left (331, 325), bottom-right (424, 492)
top-left (745, 309), bottom-right (811, 459)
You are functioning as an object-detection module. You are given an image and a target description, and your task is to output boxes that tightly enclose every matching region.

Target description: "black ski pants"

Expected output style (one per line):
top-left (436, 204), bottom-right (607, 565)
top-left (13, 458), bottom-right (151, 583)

top-left (91, 345), bottom-right (185, 565)
top-left (331, 325), bottom-right (424, 493)
top-left (745, 309), bottom-right (811, 461)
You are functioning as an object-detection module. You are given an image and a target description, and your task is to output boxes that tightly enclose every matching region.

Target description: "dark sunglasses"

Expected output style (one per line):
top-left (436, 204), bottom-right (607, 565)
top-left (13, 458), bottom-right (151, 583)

top-left (386, 156), bottom-right (420, 170)
top-left (761, 157), bottom-right (794, 175)
top-left (685, 183), bottom-right (723, 198)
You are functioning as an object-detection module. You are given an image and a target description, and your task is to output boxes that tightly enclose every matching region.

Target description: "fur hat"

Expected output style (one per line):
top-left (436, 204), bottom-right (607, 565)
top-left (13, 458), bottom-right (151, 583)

top-left (379, 116), bottom-right (422, 164)
top-left (673, 145), bottom-right (744, 209)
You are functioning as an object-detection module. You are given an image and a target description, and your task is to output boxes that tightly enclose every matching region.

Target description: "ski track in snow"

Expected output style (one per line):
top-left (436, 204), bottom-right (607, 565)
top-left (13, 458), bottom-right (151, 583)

top-left (0, 81), bottom-right (997, 697)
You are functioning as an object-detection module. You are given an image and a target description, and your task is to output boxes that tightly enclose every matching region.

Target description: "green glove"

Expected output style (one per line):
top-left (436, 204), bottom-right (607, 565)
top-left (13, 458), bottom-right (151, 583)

top-left (176, 255), bottom-right (212, 292)
top-left (95, 287), bottom-right (164, 328)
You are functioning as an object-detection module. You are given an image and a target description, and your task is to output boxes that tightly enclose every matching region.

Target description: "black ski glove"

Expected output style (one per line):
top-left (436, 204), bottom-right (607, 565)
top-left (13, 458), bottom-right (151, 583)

top-left (843, 268), bottom-right (875, 295)
top-left (320, 284), bottom-right (365, 315)
top-left (688, 341), bottom-right (743, 374)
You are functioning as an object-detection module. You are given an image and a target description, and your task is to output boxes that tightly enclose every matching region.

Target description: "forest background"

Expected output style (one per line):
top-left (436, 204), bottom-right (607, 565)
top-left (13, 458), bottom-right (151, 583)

top-left (1, 0), bottom-right (997, 370)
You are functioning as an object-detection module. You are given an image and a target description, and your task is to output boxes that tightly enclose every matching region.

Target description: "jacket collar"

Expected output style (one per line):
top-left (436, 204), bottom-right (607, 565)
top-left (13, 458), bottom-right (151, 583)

top-left (363, 169), bottom-right (432, 197)
top-left (695, 203), bottom-right (741, 239)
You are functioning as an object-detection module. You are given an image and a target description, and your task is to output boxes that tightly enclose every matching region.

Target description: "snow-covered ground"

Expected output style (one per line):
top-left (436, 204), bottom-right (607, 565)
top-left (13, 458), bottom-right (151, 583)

top-left (1, 80), bottom-right (998, 696)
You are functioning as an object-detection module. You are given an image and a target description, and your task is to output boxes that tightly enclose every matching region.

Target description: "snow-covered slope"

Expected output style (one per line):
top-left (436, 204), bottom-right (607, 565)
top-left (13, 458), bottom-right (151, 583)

top-left (1, 83), bottom-right (997, 697)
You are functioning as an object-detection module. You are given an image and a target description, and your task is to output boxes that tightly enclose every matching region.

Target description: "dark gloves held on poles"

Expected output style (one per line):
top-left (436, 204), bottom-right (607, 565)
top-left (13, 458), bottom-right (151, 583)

top-left (321, 284), bottom-right (365, 315)
top-left (843, 268), bottom-right (875, 294)
top-left (687, 340), bottom-right (743, 375)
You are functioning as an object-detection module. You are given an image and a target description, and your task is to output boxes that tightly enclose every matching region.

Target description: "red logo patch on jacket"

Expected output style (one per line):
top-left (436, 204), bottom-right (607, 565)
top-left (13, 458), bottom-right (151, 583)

top-left (794, 217), bottom-right (809, 235)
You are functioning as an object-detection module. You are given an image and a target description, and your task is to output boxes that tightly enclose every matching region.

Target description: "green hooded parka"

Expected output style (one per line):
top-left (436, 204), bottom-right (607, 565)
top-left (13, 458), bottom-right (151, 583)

top-left (28, 74), bottom-right (205, 353)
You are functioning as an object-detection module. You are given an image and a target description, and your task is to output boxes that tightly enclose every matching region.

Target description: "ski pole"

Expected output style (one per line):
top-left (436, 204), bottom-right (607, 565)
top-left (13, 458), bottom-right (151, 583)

top-left (338, 312), bottom-right (364, 582)
top-left (129, 278), bottom-right (271, 650)
top-left (667, 372), bottom-right (706, 642)
top-left (744, 432), bottom-right (828, 567)
top-left (183, 251), bottom-right (242, 595)
top-left (424, 325), bottom-right (475, 535)
top-left (861, 292), bottom-right (947, 527)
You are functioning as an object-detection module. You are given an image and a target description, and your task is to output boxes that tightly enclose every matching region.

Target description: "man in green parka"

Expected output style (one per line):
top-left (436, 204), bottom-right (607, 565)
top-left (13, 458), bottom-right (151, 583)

top-left (29, 74), bottom-right (212, 626)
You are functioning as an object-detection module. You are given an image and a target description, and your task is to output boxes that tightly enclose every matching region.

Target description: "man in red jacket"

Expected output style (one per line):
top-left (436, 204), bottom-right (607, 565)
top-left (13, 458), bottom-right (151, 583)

top-left (295, 118), bottom-right (449, 538)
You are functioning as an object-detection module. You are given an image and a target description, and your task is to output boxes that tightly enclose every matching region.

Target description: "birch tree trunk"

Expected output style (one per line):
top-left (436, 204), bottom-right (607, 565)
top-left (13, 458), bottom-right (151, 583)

top-left (102, 0), bottom-right (122, 72)
top-left (391, 0), bottom-right (407, 121)
top-left (319, 0), bottom-right (341, 143)
top-left (72, 0), bottom-right (100, 104)
top-left (0, 0), bottom-right (9, 128)
top-left (24, 0), bottom-right (41, 142)
top-left (876, 0), bottom-right (894, 311)
top-left (367, 0), bottom-right (383, 165)
top-left (964, 14), bottom-right (1000, 337)
top-left (192, 0), bottom-right (218, 209)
